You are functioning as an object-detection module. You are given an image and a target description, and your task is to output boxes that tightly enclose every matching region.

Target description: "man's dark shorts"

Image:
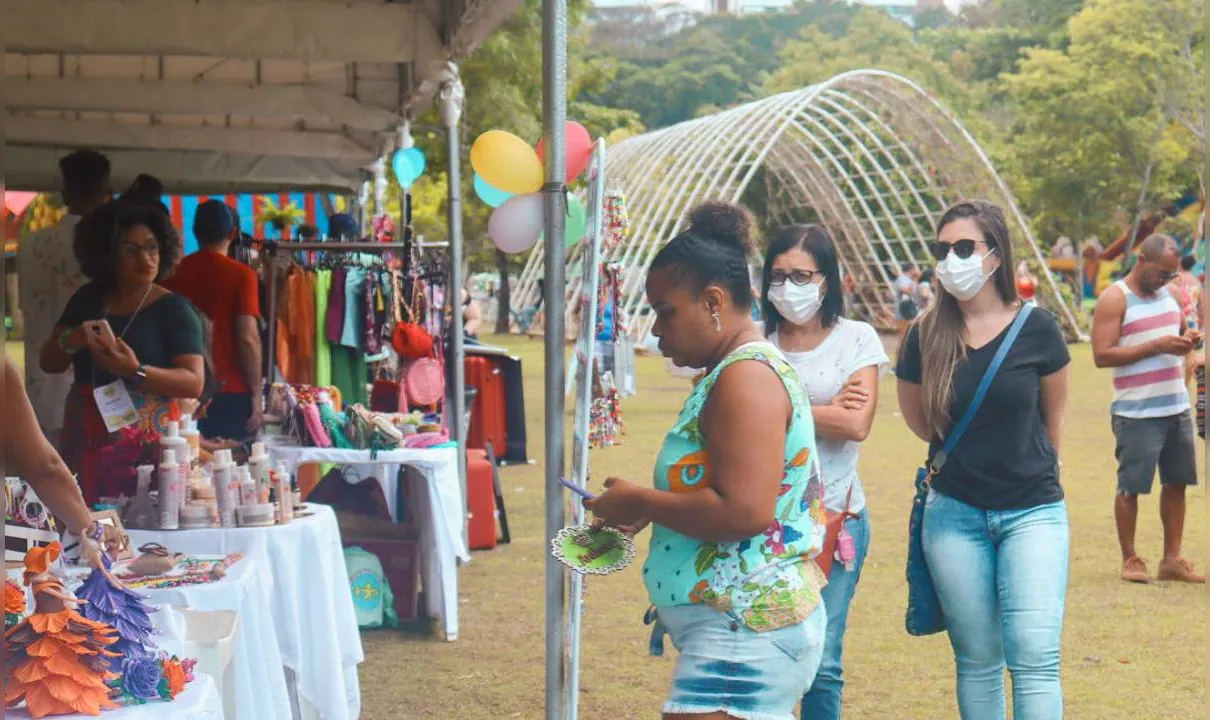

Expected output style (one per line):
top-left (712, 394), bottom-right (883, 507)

top-left (1111, 410), bottom-right (1199, 495)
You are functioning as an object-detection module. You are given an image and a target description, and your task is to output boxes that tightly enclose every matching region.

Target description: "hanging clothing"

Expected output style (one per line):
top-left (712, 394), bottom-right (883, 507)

top-left (326, 267), bottom-right (348, 344)
top-left (340, 268), bottom-right (368, 350)
top-left (314, 270), bottom-right (333, 387)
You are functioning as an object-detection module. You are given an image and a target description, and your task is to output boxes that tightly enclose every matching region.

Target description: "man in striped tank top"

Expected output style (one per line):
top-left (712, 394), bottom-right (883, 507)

top-left (1092, 233), bottom-right (1204, 584)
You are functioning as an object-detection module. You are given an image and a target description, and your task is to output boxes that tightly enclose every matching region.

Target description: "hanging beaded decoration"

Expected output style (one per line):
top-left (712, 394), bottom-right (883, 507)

top-left (602, 190), bottom-right (630, 251)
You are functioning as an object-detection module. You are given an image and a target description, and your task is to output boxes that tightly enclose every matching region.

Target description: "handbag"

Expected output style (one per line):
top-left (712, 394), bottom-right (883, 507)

top-left (406, 335), bottom-right (446, 409)
top-left (906, 304), bottom-right (1033, 637)
top-left (817, 485), bottom-right (856, 578)
top-left (391, 276), bottom-right (434, 360)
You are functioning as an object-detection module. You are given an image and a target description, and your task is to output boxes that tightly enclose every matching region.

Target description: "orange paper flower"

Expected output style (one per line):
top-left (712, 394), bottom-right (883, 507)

top-left (163, 658), bottom-right (187, 698)
top-left (6, 580), bottom-right (26, 615)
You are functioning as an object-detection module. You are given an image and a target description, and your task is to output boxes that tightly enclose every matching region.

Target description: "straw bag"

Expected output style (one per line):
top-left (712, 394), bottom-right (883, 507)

top-left (406, 335), bottom-right (445, 409)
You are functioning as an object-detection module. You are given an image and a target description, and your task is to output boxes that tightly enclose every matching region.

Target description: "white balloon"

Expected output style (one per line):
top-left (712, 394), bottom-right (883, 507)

top-left (489, 193), bottom-right (544, 254)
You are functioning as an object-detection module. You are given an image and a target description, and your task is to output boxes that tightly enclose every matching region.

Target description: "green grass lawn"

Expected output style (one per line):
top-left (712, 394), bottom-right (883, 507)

top-left (357, 336), bottom-right (1205, 720)
top-left (8, 339), bottom-right (1204, 718)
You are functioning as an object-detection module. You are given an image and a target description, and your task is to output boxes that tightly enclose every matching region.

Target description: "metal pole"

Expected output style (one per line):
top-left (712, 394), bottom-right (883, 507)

top-left (543, 0), bottom-right (569, 717)
top-left (438, 66), bottom-right (470, 550)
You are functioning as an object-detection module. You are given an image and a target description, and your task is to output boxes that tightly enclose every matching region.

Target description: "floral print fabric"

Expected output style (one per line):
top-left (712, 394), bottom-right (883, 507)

top-left (643, 342), bottom-right (827, 633)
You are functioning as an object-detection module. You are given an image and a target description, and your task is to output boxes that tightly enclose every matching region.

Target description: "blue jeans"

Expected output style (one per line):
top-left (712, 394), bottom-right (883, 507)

top-left (800, 511), bottom-right (870, 720)
top-left (922, 489), bottom-right (1069, 720)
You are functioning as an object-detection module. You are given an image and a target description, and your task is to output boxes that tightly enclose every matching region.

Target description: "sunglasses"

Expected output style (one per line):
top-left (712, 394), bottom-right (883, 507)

top-left (770, 269), bottom-right (820, 287)
top-left (929, 239), bottom-right (988, 262)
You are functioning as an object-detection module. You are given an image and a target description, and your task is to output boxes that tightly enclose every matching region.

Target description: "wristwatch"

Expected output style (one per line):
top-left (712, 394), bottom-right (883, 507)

top-left (130, 364), bottom-right (149, 387)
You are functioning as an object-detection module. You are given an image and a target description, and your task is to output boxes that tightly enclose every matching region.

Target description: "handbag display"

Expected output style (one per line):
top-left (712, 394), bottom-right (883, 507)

top-left (406, 336), bottom-right (446, 409)
top-left (391, 276), bottom-right (434, 360)
top-left (906, 304), bottom-right (1033, 637)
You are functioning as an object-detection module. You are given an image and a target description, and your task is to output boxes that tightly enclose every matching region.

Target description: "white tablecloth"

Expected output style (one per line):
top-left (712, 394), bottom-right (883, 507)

top-left (264, 439), bottom-right (469, 641)
top-left (7, 672), bottom-right (225, 720)
top-left (128, 504), bottom-right (363, 720)
top-left (127, 556), bottom-right (291, 720)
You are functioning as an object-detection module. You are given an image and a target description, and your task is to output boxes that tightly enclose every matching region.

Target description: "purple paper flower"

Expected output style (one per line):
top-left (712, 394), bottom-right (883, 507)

top-left (122, 656), bottom-right (164, 702)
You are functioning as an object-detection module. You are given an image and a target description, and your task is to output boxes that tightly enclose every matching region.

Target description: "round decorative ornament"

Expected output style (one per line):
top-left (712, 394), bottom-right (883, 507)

top-left (550, 525), bottom-right (635, 575)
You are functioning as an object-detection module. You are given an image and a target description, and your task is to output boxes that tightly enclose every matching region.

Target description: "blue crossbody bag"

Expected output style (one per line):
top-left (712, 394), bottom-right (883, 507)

top-left (905, 304), bottom-right (1033, 636)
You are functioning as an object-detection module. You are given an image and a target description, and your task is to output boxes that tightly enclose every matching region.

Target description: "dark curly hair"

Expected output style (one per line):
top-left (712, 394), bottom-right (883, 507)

top-left (649, 201), bottom-right (757, 309)
top-left (74, 197), bottom-right (181, 290)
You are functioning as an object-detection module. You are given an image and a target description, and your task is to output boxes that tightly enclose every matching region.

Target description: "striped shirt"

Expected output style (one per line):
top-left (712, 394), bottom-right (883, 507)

top-left (1111, 280), bottom-right (1190, 419)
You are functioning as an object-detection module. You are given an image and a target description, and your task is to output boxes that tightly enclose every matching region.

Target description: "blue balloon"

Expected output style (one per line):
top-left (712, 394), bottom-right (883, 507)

top-left (404, 147), bottom-right (427, 178)
top-left (474, 174), bottom-right (513, 208)
top-left (391, 149), bottom-right (417, 188)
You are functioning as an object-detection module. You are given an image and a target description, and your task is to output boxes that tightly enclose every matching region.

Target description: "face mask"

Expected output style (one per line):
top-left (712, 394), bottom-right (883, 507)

top-left (937, 249), bottom-right (995, 301)
top-left (769, 282), bottom-right (822, 325)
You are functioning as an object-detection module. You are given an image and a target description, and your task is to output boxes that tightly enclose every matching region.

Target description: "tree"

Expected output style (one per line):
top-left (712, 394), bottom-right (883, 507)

top-left (1001, 0), bottom-right (1201, 244)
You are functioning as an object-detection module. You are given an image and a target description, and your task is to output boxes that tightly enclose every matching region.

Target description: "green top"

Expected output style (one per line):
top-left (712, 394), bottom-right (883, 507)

top-left (643, 341), bottom-right (827, 632)
top-left (57, 282), bottom-right (205, 386)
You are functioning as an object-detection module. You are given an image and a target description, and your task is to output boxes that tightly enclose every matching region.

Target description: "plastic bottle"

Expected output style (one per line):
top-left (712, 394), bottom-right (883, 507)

top-left (211, 450), bottom-right (237, 528)
top-left (158, 450), bottom-right (181, 529)
top-left (239, 467), bottom-right (258, 507)
top-left (180, 414), bottom-right (201, 461)
top-left (248, 441), bottom-right (271, 503)
top-left (125, 465), bottom-right (157, 529)
top-left (273, 462), bottom-right (294, 524)
top-left (159, 421), bottom-right (190, 511)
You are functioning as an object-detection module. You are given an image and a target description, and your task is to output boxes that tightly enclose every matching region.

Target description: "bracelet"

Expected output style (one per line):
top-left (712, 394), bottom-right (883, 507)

top-left (58, 329), bottom-right (78, 353)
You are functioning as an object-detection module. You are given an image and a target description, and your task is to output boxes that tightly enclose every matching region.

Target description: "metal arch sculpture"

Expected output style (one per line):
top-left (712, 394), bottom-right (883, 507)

top-left (515, 69), bottom-right (1083, 342)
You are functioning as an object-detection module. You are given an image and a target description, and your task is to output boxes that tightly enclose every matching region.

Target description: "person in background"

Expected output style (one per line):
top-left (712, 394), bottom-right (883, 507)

top-left (894, 264), bottom-right (920, 336)
top-left (1172, 254), bottom-right (1202, 332)
top-left (4, 354), bottom-right (116, 569)
top-left (917, 267), bottom-right (935, 312)
top-left (585, 202), bottom-right (828, 720)
top-left (462, 287), bottom-right (483, 340)
top-left (1016, 260), bottom-right (1039, 306)
top-left (1091, 233), bottom-right (1204, 583)
top-left (40, 198), bottom-right (205, 504)
top-left (162, 200), bottom-right (264, 439)
top-left (897, 199), bottom-right (1072, 719)
top-left (762, 224), bottom-right (887, 720)
top-left (18, 150), bottom-right (112, 448)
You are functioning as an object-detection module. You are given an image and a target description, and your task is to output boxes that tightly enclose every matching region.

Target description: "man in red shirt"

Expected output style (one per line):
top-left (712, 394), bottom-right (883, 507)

top-left (163, 201), bottom-right (263, 439)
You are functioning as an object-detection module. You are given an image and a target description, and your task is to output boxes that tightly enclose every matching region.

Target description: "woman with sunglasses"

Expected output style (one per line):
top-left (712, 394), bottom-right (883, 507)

top-left (40, 198), bottom-right (205, 505)
top-left (896, 200), bottom-right (1071, 719)
top-left (760, 225), bottom-right (886, 720)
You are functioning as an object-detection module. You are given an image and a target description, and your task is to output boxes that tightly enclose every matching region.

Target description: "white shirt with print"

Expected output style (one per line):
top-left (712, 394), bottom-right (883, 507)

top-left (773, 318), bottom-right (889, 513)
top-left (18, 215), bottom-right (85, 434)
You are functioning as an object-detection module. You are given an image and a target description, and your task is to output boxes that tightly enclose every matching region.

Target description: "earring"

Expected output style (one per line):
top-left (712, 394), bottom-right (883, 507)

top-left (711, 310), bottom-right (722, 333)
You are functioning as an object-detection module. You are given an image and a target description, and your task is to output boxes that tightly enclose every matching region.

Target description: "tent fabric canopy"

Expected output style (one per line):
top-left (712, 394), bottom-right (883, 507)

top-left (3, 0), bottom-right (521, 194)
top-left (515, 70), bottom-right (1083, 341)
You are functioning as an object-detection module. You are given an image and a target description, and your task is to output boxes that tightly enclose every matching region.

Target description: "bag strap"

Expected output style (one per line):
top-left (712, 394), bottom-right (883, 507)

top-left (931, 304), bottom-right (1033, 474)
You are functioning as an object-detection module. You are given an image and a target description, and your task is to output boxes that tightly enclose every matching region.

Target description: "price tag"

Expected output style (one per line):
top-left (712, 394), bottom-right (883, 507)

top-left (92, 380), bottom-right (138, 433)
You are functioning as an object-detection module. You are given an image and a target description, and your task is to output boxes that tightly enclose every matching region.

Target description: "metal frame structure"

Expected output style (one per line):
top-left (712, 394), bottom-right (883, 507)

top-left (516, 70), bottom-right (1083, 342)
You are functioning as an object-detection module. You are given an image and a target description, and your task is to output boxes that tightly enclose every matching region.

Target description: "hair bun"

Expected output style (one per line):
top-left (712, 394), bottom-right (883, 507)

top-left (688, 201), bottom-right (755, 256)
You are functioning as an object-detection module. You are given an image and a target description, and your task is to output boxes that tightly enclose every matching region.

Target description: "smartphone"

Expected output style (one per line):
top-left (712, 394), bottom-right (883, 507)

top-left (84, 320), bottom-right (116, 347)
top-left (559, 477), bottom-right (597, 500)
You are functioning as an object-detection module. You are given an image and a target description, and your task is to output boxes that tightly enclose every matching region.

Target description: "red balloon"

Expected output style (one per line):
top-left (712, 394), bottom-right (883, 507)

top-left (536, 121), bottom-right (594, 182)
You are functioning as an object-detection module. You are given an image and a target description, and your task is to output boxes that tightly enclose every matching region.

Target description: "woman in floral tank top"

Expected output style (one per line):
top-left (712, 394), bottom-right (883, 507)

top-left (586, 202), bottom-right (827, 720)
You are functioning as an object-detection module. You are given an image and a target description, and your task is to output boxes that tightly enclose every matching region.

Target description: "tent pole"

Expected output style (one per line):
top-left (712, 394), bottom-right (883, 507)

top-left (439, 68), bottom-right (469, 550)
top-left (543, 0), bottom-right (569, 717)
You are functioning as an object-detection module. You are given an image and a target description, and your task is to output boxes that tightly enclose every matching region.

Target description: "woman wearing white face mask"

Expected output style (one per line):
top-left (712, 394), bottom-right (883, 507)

top-left (896, 200), bottom-right (1071, 719)
top-left (762, 225), bottom-right (888, 720)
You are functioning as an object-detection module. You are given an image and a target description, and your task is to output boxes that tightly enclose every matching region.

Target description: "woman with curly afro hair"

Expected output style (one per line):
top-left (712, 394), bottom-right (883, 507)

top-left (39, 196), bottom-right (205, 503)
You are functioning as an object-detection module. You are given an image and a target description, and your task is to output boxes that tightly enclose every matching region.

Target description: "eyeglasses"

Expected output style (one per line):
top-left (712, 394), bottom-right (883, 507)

top-left (770, 269), bottom-right (820, 286)
top-left (121, 243), bottom-right (160, 259)
top-left (929, 239), bottom-right (988, 262)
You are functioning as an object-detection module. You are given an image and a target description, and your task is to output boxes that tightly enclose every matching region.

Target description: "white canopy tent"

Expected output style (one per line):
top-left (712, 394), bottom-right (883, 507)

top-left (3, 0), bottom-right (521, 193)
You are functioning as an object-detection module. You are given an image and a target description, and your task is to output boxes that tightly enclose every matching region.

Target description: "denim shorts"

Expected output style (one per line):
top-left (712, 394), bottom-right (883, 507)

top-left (652, 603), bottom-right (826, 720)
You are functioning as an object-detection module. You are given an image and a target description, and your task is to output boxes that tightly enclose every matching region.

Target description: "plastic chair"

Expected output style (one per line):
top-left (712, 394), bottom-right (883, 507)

top-left (178, 608), bottom-right (239, 720)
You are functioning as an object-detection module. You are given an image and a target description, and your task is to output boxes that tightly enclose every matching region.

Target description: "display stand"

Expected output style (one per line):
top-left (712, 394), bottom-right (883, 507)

top-left (562, 140), bottom-right (608, 720)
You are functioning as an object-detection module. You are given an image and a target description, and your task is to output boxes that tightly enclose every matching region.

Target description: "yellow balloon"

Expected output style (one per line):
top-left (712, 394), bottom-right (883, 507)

top-left (470, 130), bottom-right (544, 195)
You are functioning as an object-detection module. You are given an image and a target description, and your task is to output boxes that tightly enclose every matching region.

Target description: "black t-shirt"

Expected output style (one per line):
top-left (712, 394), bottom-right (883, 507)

top-left (57, 283), bottom-right (205, 387)
top-left (895, 308), bottom-right (1071, 510)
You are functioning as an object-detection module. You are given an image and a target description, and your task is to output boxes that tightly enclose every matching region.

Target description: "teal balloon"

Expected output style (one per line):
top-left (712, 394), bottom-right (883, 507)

top-left (391, 150), bottom-right (417, 188)
top-left (474, 174), bottom-right (513, 208)
top-left (404, 147), bottom-right (427, 178)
